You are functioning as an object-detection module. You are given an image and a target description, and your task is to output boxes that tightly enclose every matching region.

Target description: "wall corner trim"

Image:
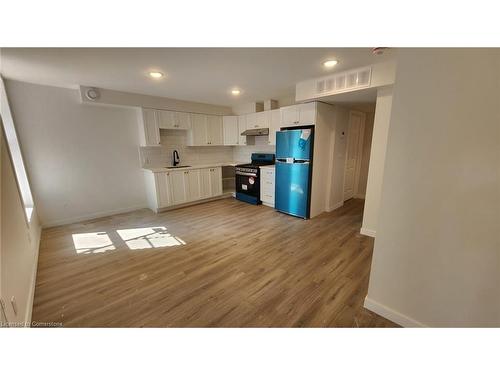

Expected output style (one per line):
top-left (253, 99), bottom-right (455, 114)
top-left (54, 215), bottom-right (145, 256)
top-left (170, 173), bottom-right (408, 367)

top-left (25, 231), bottom-right (41, 326)
top-left (360, 227), bottom-right (376, 237)
top-left (364, 296), bottom-right (427, 328)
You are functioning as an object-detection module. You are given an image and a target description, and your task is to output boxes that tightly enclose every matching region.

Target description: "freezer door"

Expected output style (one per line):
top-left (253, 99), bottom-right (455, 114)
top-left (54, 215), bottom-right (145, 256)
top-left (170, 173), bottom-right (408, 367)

top-left (275, 161), bottom-right (311, 218)
top-left (276, 129), bottom-right (312, 160)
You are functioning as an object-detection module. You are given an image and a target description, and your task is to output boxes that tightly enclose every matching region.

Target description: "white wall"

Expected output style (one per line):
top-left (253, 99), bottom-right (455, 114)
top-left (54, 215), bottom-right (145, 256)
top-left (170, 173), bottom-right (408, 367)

top-left (361, 87), bottom-right (393, 237)
top-left (365, 49), bottom-right (500, 327)
top-left (1, 124), bottom-right (41, 325)
top-left (6, 79), bottom-right (148, 227)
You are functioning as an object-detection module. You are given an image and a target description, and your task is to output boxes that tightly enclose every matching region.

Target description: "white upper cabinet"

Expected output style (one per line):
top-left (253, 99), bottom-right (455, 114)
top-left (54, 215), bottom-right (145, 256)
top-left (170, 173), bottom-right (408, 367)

top-left (280, 106), bottom-right (299, 126)
top-left (297, 103), bottom-right (316, 125)
top-left (268, 109), bottom-right (281, 145)
top-left (223, 116), bottom-right (239, 145)
top-left (237, 115), bottom-right (247, 146)
top-left (157, 110), bottom-right (176, 129)
top-left (207, 115), bottom-right (223, 145)
top-left (176, 112), bottom-right (192, 129)
top-left (246, 112), bottom-right (258, 129)
top-left (158, 110), bottom-right (192, 130)
top-left (255, 111), bottom-right (270, 128)
top-left (188, 114), bottom-right (223, 146)
top-left (280, 102), bottom-right (316, 127)
top-left (141, 108), bottom-right (161, 146)
top-left (189, 113), bottom-right (208, 146)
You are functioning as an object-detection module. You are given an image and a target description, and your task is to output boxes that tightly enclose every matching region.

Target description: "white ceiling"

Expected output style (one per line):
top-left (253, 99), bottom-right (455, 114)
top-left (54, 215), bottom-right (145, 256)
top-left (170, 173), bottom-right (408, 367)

top-left (0, 48), bottom-right (394, 107)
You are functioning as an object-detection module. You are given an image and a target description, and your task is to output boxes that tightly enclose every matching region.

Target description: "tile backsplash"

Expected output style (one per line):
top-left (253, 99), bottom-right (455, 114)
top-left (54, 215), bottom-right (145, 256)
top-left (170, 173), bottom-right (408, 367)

top-left (139, 130), bottom-right (276, 168)
top-left (140, 129), bottom-right (233, 168)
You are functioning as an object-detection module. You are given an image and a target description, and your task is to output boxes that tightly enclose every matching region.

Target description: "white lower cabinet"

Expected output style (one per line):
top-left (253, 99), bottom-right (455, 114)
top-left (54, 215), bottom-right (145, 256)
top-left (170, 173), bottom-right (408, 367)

top-left (209, 167), bottom-right (223, 196)
top-left (145, 167), bottom-right (223, 212)
top-left (155, 172), bottom-right (172, 207)
top-left (169, 170), bottom-right (187, 205)
top-left (260, 166), bottom-right (275, 207)
top-left (184, 169), bottom-right (201, 202)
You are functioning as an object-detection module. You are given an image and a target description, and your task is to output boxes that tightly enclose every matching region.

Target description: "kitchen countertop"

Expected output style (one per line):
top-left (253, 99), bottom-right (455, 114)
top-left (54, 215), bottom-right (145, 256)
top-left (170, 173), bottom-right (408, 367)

top-left (259, 165), bottom-right (275, 169)
top-left (143, 161), bottom-right (246, 173)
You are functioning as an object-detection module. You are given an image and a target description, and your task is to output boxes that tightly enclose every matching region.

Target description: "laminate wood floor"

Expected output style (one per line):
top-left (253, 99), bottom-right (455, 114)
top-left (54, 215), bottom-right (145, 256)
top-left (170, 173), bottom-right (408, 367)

top-left (32, 198), bottom-right (398, 327)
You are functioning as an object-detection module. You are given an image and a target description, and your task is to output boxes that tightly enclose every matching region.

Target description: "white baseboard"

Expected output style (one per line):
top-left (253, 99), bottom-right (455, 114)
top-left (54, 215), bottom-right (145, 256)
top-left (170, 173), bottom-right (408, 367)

top-left (42, 204), bottom-right (147, 228)
top-left (364, 296), bottom-right (426, 328)
top-left (354, 193), bottom-right (366, 199)
top-left (360, 227), bottom-right (376, 237)
top-left (326, 201), bottom-right (344, 212)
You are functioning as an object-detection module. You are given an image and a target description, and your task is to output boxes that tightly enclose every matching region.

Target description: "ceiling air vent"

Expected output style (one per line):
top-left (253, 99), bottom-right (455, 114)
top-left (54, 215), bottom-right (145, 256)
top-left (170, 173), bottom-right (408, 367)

top-left (316, 80), bottom-right (325, 93)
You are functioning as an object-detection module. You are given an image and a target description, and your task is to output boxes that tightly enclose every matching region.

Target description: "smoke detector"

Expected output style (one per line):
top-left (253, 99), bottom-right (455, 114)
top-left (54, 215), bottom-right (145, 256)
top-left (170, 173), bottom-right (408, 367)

top-left (85, 87), bottom-right (100, 101)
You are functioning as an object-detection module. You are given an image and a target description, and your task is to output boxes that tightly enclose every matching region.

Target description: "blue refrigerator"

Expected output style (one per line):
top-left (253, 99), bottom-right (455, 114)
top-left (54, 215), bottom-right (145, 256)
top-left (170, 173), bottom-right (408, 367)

top-left (275, 128), bottom-right (314, 219)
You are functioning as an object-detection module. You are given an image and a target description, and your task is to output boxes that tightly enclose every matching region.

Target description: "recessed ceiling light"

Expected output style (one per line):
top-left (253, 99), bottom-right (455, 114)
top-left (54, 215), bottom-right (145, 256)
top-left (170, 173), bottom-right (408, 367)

top-left (149, 71), bottom-right (164, 79)
top-left (323, 60), bottom-right (338, 68)
top-left (231, 89), bottom-right (241, 96)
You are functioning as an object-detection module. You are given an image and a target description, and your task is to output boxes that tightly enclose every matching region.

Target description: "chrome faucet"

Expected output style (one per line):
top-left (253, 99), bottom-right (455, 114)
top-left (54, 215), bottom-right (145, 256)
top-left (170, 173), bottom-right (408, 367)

top-left (173, 150), bottom-right (180, 166)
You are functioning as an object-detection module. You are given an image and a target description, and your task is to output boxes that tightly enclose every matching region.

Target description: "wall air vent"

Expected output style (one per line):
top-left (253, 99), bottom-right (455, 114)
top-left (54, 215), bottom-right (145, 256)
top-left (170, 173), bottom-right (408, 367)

top-left (314, 66), bottom-right (372, 96)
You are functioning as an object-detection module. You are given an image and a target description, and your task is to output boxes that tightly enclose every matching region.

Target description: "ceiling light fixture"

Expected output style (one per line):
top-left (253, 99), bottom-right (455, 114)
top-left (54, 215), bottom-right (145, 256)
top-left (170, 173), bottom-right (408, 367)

top-left (149, 71), bottom-right (164, 79)
top-left (231, 89), bottom-right (241, 96)
top-left (323, 60), bottom-right (338, 68)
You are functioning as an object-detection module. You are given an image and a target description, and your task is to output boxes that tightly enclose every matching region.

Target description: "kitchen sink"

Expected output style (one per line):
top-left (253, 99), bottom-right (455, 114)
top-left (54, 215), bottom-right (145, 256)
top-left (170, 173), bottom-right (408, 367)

top-left (165, 165), bottom-right (191, 169)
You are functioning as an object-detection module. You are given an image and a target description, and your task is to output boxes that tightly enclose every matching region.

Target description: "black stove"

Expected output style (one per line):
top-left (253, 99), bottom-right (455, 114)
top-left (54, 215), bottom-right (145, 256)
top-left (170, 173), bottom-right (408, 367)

top-left (235, 153), bottom-right (275, 205)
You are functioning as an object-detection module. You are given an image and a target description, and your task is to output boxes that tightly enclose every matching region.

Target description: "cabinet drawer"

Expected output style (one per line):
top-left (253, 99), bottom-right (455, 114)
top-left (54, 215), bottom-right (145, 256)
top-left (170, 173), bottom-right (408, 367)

top-left (261, 187), bottom-right (274, 198)
top-left (261, 192), bottom-right (275, 203)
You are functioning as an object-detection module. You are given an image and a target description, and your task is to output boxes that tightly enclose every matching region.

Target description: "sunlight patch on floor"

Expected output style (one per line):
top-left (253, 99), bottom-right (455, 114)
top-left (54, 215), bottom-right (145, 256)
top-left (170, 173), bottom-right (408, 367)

top-left (72, 227), bottom-right (186, 254)
top-left (117, 227), bottom-right (186, 250)
top-left (72, 232), bottom-right (116, 254)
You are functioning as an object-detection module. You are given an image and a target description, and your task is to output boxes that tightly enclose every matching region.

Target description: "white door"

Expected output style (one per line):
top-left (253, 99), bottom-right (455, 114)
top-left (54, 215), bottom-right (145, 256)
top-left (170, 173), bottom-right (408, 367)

top-left (210, 167), bottom-right (222, 196)
top-left (238, 115), bottom-right (247, 145)
top-left (268, 109), bottom-right (280, 145)
top-left (199, 168), bottom-right (212, 198)
top-left (343, 111), bottom-right (365, 200)
top-left (142, 108), bottom-right (160, 145)
top-left (170, 170), bottom-right (187, 205)
top-left (207, 115), bottom-right (223, 145)
top-left (298, 103), bottom-right (316, 125)
top-left (176, 112), bottom-right (192, 129)
top-left (184, 169), bottom-right (201, 201)
top-left (155, 172), bottom-right (172, 207)
top-left (280, 105), bottom-right (299, 126)
top-left (223, 116), bottom-right (239, 145)
top-left (190, 114), bottom-right (208, 146)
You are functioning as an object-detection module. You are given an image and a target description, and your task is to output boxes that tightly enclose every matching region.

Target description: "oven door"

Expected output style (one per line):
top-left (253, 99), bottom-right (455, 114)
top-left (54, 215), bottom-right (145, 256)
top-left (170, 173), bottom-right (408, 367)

top-left (235, 170), bottom-right (260, 203)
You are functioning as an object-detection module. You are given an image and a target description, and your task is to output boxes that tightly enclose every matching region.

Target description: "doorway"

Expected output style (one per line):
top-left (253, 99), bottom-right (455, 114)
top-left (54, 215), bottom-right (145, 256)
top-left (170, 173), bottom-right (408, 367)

top-left (344, 111), bottom-right (366, 201)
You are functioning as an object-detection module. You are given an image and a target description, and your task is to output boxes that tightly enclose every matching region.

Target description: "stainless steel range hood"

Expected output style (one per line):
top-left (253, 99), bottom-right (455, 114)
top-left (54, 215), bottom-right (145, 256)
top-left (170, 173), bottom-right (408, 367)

top-left (241, 128), bottom-right (269, 136)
